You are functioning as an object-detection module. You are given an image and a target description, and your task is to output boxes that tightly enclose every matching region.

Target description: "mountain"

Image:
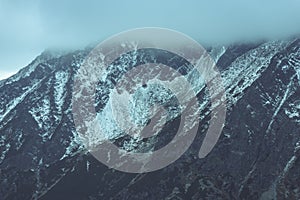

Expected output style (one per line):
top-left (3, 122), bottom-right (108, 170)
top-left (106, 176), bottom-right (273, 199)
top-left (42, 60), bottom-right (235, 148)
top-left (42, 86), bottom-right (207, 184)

top-left (0, 39), bottom-right (300, 200)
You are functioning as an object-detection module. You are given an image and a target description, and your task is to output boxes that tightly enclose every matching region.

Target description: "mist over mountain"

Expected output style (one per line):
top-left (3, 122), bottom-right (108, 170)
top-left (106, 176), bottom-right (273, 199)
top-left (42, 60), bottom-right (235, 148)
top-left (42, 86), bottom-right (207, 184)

top-left (1, 0), bottom-right (300, 77)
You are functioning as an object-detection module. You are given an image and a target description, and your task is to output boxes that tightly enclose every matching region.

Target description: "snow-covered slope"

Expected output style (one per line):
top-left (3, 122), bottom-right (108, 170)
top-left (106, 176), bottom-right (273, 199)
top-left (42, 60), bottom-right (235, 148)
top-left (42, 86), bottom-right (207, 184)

top-left (0, 39), bottom-right (300, 199)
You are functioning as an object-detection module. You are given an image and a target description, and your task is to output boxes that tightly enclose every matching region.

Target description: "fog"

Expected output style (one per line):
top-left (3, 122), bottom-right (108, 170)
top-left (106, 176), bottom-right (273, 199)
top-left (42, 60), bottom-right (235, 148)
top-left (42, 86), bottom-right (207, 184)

top-left (1, 0), bottom-right (300, 79)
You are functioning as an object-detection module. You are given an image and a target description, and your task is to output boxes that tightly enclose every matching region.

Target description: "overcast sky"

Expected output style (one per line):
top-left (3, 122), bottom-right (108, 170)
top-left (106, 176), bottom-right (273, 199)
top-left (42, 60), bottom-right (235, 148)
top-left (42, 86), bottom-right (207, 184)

top-left (1, 0), bottom-right (300, 80)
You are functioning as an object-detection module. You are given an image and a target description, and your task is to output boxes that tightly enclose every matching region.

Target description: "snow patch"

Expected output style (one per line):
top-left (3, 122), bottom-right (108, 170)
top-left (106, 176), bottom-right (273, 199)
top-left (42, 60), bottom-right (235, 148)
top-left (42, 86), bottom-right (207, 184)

top-left (29, 98), bottom-right (51, 130)
top-left (54, 71), bottom-right (69, 113)
top-left (0, 80), bottom-right (42, 122)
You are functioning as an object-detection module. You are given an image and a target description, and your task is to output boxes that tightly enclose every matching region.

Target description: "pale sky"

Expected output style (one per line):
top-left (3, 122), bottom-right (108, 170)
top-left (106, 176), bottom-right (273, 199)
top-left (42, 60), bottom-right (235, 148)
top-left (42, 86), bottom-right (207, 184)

top-left (1, 0), bottom-right (300, 80)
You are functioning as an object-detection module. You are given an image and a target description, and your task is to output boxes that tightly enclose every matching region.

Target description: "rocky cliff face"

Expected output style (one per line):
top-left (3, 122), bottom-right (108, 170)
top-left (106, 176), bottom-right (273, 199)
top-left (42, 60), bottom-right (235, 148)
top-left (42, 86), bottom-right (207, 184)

top-left (0, 39), bottom-right (300, 200)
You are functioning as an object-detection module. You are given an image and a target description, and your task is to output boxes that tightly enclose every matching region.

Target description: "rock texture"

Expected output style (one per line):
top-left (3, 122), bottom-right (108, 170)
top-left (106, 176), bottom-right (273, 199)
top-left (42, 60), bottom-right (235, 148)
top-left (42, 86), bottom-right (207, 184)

top-left (0, 39), bottom-right (300, 200)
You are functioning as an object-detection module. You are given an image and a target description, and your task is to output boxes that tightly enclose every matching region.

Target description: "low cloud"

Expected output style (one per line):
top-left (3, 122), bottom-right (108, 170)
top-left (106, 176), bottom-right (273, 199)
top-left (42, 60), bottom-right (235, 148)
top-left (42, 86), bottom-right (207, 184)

top-left (1, 0), bottom-right (300, 71)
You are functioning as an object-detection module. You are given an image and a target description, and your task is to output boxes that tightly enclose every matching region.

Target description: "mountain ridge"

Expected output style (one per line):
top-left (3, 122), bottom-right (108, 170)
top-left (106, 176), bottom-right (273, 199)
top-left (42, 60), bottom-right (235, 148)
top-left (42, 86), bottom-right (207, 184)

top-left (1, 39), bottom-right (300, 199)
